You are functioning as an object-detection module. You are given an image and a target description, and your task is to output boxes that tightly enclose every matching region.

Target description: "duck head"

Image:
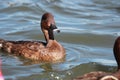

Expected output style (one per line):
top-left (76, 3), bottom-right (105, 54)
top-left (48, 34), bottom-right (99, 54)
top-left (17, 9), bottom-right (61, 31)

top-left (114, 36), bottom-right (120, 70)
top-left (41, 12), bottom-right (60, 42)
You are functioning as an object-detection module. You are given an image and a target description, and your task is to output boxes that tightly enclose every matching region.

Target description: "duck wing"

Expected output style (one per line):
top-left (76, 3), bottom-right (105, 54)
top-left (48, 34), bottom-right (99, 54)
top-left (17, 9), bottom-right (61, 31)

top-left (0, 39), bottom-right (46, 54)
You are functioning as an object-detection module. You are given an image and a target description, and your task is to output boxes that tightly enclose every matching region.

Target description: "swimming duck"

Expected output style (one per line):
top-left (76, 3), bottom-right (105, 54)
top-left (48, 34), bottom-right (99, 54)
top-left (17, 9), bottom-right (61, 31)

top-left (73, 36), bottom-right (120, 80)
top-left (0, 12), bottom-right (65, 62)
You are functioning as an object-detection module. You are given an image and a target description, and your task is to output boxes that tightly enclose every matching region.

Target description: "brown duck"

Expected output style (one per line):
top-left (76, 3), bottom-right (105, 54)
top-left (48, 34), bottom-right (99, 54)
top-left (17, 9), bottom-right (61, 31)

top-left (0, 12), bottom-right (65, 62)
top-left (73, 36), bottom-right (120, 80)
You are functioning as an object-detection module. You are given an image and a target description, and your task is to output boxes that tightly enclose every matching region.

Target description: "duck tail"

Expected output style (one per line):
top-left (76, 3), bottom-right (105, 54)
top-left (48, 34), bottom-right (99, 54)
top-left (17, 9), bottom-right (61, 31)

top-left (0, 39), bottom-right (5, 49)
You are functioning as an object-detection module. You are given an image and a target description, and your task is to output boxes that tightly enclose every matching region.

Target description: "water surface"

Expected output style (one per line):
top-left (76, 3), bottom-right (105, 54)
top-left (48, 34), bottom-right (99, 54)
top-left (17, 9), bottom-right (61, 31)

top-left (0, 0), bottom-right (120, 80)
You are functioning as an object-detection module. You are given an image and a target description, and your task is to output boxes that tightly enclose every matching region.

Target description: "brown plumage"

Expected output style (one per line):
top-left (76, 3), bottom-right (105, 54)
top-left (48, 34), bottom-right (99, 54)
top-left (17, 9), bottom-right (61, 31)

top-left (0, 12), bottom-right (65, 62)
top-left (73, 36), bottom-right (120, 80)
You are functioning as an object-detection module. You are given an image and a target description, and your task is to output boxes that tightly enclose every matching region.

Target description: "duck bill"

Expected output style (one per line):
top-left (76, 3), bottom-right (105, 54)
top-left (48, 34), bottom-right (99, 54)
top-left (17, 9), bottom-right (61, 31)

top-left (53, 29), bottom-right (60, 33)
top-left (50, 24), bottom-right (60, 33)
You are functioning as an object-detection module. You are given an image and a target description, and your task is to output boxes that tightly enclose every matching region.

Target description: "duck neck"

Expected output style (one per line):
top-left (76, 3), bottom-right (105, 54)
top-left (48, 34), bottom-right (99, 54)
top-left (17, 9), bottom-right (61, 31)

top-left (113, 37), bottom-right (120, 70)
top-left (44, 29), bottom-right (54, 44)
top-left (48, 28), bottom-right (54, 41)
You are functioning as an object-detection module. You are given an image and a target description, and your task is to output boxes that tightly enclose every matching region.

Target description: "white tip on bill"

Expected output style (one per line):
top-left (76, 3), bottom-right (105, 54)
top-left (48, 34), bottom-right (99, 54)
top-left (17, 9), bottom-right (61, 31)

top-left (53, 29), bottom-right (60, 33)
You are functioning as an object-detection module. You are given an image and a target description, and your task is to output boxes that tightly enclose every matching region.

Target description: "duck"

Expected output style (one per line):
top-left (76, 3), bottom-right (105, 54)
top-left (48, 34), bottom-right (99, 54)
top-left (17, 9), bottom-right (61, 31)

top-left (0, 12), bottom-right (66, 62)
top-left (73, 36), bottom-right (120, 80)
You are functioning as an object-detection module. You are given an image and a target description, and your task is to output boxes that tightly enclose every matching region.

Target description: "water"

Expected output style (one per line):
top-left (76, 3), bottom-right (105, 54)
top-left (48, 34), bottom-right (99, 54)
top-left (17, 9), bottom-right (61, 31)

top-left (0, 0), bottom-right (120, 80)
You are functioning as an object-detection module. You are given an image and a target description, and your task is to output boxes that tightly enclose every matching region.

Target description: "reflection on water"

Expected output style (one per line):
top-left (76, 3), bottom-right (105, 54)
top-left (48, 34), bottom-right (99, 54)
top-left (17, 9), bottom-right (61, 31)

top-left (0, 0), bottom-right (120, 80)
